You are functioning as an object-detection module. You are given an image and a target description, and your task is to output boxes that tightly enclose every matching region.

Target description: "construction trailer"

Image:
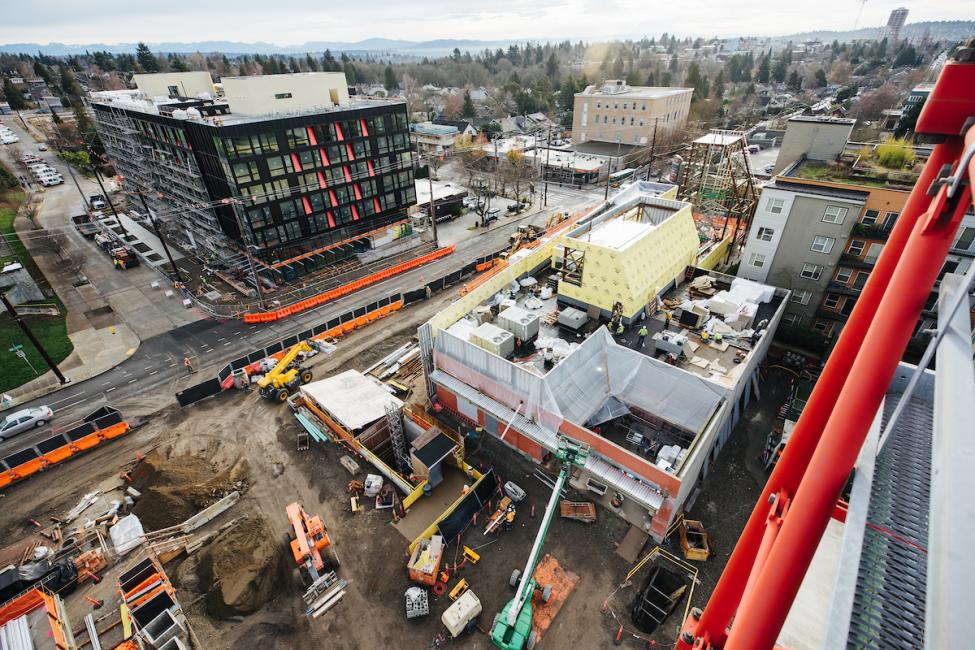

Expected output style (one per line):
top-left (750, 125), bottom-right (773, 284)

top-left (674, 49), bottom-right (975, 650)
top-left (418, 181), bottom-right (786, 541)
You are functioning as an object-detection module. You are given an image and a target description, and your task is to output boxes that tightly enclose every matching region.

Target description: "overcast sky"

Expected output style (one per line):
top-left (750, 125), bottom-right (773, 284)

top-left (2, 0), bottom-right (971, 45)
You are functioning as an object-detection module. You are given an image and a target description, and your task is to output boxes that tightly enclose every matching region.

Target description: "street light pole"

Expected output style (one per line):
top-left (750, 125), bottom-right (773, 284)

top-left (137, 190), bottom-right (184, 284)
top-left (543, 124), bottom-right (552, 208)
top-left (0, 290), bottom-right (69, 384)
top-left (426, 158), bottom-right (439, 247)
top-left (90, 162), bottom-right (130, 239)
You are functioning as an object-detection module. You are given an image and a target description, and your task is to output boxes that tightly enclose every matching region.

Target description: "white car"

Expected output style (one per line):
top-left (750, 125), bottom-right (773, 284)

top-left (1, 136), bottom-right (19, 145)
top-left (0, 406), bottom-right (53, 442)
top-left (37, 144), bottom-right (48, 151)
top-left (40, 176), bottom-right (64, 187)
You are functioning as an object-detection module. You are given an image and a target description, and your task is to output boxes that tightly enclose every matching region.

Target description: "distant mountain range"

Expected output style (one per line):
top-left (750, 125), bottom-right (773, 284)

top-left (0, 38), bottom-right (515, 57)
top-left (1, 21), bottom-right (971, 57)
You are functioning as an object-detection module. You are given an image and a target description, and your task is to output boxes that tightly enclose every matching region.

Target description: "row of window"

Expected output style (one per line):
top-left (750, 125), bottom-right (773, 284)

top-left (220, 113), bottom-right (410, 159)
top-left (136, 119), bottom-right (190, 149)
top-left (765, 197), bottom-right (903, 231)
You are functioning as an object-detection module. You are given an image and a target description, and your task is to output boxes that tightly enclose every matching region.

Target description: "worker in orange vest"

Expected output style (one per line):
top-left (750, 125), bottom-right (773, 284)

top-left (183, 356), bottom-right (194, 374)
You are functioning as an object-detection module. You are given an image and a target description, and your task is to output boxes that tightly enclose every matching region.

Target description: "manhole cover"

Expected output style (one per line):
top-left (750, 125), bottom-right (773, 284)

top-left (134, 242), bottom-right (152, 253)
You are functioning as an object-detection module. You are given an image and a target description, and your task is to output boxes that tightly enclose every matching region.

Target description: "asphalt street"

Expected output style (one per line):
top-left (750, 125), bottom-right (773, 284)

top-left (1, 174), bottom-right (603, 454)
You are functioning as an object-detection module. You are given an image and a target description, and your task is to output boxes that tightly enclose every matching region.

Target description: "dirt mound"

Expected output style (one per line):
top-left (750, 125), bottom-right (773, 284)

top-left (194, 516), bottom-right (286, 619)
top-left (130, 451), bottom-right (249, 531)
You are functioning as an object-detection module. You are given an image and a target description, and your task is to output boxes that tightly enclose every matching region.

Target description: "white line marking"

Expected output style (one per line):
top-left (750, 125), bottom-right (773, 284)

top-left (233, 331), bottom-right (241, 335)
top-left (223, 342), bottom-right (231, 346)
top-left (106, 387), bottom-right (117, 393)
top-left (127, 379), bottom-right (137, 384)
top-left (49, 392), bottom-right (83, 406)
top-left (168, 363), bottom-right (177, 368)
top-left (60, 399), bottom-right (86, 410)
top-left (217, 337), bottom-right (226, 341)
top-left (149, 370), bottom-right (158, 376)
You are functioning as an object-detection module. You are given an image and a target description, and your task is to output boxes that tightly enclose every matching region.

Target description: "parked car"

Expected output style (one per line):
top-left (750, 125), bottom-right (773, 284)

top-left (89, 194), bottom-right (107, 210)
top-left (40, 176), bottom-right (64, 187)
top-left (37, 144), bottom-right (48, 151)
top-left (0, 406), bottom-right (53, 442)
top-left (764, 164), bottom-right (775, 174)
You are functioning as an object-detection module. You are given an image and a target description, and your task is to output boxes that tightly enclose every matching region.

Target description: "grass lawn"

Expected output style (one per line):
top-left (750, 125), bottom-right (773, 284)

top-left (0, 313), bottom-right (73, 393)
top-left (0, 186), bottom-right (74, 392)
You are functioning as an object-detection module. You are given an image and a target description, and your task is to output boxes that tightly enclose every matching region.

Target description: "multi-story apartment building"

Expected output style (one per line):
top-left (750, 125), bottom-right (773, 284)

top-left (572, 80), bottom-right (692, 147)
top-left (739, 155), bottom-right (975, 343)
top-left (91, 72), bottom-right (417, 276)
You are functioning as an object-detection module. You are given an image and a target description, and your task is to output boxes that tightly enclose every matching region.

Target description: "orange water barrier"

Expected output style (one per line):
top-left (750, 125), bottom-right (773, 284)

top-left (244, 245), bottom-right (455, 323)
top-left (0, 420), bottom-right (130, 489)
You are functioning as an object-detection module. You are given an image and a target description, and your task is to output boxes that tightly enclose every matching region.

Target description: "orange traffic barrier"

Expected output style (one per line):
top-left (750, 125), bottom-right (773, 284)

top-left (244, 246), bottom-right (454, 323)
top-left (0, 421), bottom-right (130, 489)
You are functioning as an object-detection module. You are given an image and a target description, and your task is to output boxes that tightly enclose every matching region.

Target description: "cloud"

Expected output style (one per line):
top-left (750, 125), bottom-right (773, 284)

top-left (1, 0), bottom-right (971, 45)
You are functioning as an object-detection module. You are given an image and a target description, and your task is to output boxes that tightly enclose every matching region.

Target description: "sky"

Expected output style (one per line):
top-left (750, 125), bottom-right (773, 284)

top-left (2, 0), bottom-right (972, 46)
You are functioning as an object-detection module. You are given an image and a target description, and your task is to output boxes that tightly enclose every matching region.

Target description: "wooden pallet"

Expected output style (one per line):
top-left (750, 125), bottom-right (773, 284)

top-left (541, 310), bottom-right (559, 326)
top-left (560, 500), bottom-right (596, 523)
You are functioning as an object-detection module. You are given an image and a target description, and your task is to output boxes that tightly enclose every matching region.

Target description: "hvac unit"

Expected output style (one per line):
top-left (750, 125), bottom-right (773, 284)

top-left (497, 306), bottom-right (540, 341)
top-left (471, 323), bottom-right (515, 358)
top-left (557, 307), bottom-right (589, 332)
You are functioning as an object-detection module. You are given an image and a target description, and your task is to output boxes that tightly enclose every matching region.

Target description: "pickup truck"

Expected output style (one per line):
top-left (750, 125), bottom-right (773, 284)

top-left (71, 214), bottom-right (100, 238)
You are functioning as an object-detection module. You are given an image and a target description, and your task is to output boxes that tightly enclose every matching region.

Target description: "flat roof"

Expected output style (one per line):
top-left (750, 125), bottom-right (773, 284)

top-left (781, 158), bottom-right (919, 190)
top-left (300, 369), bottom-right (403, 430)
top-left (415, 179), bottom-right (467, 204)
top-left (584, 217), bottom-right (657, 249)
top-left (524, 148), bottom-right (606, 172)
top-left (577, 84), bottom-right (692, 100)
top-left (770, 179), bottom-right (870, 202)
top-left (569, 140), bottom-right (643, 158)
top-left (787, 115), bottom-right (856, 126)
top-left (694, 132), bottom-right (744, 146)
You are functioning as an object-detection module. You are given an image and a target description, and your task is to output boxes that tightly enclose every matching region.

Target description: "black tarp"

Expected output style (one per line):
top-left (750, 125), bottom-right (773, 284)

top-left (436, 469), bottom-right (500, 541)
top-left (176, 378), bottom-right (223, 407)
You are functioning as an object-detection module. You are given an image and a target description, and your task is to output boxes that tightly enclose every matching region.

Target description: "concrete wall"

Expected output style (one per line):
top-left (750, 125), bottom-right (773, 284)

top-left (222, 72), bottom-right (349, 117)
top-left (134, 72), bottom-right (215, 100)
top-left (738, 187), bottom-right (797, 283)
top-left (773, 119), bottom-right (854, 174)
top-left (557, 206), bottom-right (699, 320)
top-left (573, 88), bottom-right (692, 145)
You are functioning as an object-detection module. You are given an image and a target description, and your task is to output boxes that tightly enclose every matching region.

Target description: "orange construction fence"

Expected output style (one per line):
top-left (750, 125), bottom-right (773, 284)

top-left (244, 245), bottom-right (455, 323)
top-left (0, 420), bottom-right (130, 490)
top-left (269, 219), bottom-right (410, 270)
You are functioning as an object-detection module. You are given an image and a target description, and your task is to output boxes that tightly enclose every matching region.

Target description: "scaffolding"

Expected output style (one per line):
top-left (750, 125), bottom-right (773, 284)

top-left (677, 130), bottom-right (758, 261)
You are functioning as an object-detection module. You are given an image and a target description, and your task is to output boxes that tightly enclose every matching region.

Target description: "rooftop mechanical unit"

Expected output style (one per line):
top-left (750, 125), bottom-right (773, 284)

top-left (470, 322), bottom-right (515, 358)
top-left (497, 306), bottom-right (540, 342)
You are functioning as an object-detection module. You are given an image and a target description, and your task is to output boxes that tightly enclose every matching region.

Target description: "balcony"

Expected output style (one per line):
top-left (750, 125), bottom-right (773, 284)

top-left (840, 253), bottom-right (876, 269)
top-left (816, 307), bottom-right (850, 322)
top-left (827, 281), bottom-right (861, 297)
top-left (851, 222), bottom-right (893, 240)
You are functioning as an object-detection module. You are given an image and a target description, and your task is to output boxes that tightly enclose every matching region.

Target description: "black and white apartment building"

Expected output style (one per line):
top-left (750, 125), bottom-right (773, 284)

top-left (91, 72), bottom-right (417, 279)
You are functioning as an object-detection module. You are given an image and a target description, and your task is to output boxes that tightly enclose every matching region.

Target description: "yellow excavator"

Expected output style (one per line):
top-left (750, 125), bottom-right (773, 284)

top-left (258, 341), bottom-right (316, 402)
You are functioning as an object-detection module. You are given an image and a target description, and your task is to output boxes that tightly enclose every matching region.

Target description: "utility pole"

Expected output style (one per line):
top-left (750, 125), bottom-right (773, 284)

top-left (646, 118), bottom-right (659, 181)
top-left (54, 139), bottom-right (89, 207)
top-left (0, 290), bottom-right (69, 384)
top-left (89, 161), bottom-right (130, 239)
top-left (543, 124), bottom-right (552, 208)
top-left (227, 198), bottom-right (266, 308)
top-left (426, 157), bottom-right (438, 246)
top-left (137, 191), bottom-right (184, 284)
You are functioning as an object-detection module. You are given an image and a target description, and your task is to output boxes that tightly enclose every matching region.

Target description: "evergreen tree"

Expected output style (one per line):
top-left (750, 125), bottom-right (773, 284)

top-left (712, 70), bottom-right (725, 98)
top-left (170, 56), bottom-right (189, 72)
top-left (342, 61), bottom-right (357, 84)
top-left (771, 58), bottom-right (788, 84)
top-left (755, 54), bottom-right (770, 83)
top-left (383, 65), bottom-right (398, 92)
top-left (787, 69), bottom-right (802, 93)
top-left (2, 78), bottom-right (26, 110)
top-left (462, 90), bottom-right (476, 118)
top-left (546, 53), bottom-right (558, 79)
top-left (135, 42), bottom-right (159, 72)
top-left (305, 54), bottom-right (319, 71)
top-left (814, 68), bottom-right (828, 88)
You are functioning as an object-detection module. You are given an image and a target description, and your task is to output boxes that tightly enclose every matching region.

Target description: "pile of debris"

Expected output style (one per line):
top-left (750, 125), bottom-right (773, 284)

top-left (130, 451), bottom-right (249, 531)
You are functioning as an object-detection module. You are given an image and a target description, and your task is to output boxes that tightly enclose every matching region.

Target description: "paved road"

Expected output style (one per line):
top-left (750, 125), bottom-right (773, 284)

top-left (1, 188), bottom-right (600, 454)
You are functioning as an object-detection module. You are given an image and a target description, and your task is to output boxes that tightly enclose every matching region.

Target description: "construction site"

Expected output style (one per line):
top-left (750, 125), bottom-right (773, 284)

top-left (0, 51), bottom-right (972, 650)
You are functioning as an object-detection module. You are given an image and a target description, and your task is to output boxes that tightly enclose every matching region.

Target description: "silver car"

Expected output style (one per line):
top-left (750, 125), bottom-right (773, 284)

top-left (0, 406), bottom-right (54, 441)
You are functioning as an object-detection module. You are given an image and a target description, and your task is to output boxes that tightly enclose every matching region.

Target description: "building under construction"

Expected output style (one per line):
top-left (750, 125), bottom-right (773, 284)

top-left (678, 130), bottom-right (758, 259)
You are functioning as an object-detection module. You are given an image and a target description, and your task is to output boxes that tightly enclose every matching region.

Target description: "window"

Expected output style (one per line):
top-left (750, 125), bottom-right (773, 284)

top-left (604, 116), bottom-right (609, 124)
top-left (639, 119), bottom-right (645, 127)
top-left (861, 209), bottom-right (879, 225)
top-left (883, 212), bottom-right (899, 229)
top-left (800, 263), bottom-right (822, 280)
top-left (642, 103), bottom-right (647, 111)
top-left (955, 226), bottom-right (975, 251)
top-left (274, 92), bottom-right (293, 99)
top-left (835, 267), bottom-right (853, 284)
top-left (791, 290), bottom-right (812, 305)
top-left (232, 161), bottom-right (260, 184)
top-left (813, 319), bottom-right (832, 334)
top-left (630, 117), bottom-right (634, 126)
top-left (767, 197), bottom-right (784, 214)
top-left (748, 253), bottom-right (766, 268)
top-left (783, 313), bottom-right (802, 327)
top-left (756, 227), bottom-right (775, 242)
top-left (865, 242), bottom-right (884, 262)
top-left (823, 293), bottom-right (840, 308)
top-left (167, 85), bottom-right (179, 97)
top-left (848, 239), bottom-right (865, 256)
top-left (852, 271), bottom-right (869, 290)
top-left (811, 236), bottom-right (835, 254)
top-left (623, 102), bottom-right (628, 110)
top-left (822, 205), bottom-right (848, 224)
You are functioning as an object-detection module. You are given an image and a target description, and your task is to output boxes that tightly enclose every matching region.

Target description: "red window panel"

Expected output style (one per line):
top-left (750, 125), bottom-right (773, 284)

top-left (318, 148), bottom-right (330, 166)
top-left (291, 152), bottom-right (303, 172)
top-left (317, 171), bottom-right (327, 189)
top-left (353, 184), bottom-right (362, 200)
top-left (307, 126), bottom-right (318, 146)
top-left (335, 123), bottom-right (344, 141)
top-left (346, 143), bottom-right (355, 160)
top-left (373, 198), bottom-right (381, 214)
top-left (367, 160), bottom-right (376, 177)
top-left (302, 196), bottom-right (312, 215)
top-left (329, 190), bottom-right (338, 207)
top-left (351, 205), bottom-right (359, 221)
top-left (360, 118), bottom-right (369, 136)
top-left (327, 211), bottom-right (336, 228)
top-left (343, 166), bottom-right (352, 183)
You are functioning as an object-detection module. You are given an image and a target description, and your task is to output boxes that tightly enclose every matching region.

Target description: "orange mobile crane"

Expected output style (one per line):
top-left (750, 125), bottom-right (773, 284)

top-left (286, 502), bottom-right (339, 584)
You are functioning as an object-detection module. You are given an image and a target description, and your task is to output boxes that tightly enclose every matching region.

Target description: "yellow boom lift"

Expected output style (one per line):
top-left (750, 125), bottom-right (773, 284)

top-left (258, 341), bottom-right (317, 402)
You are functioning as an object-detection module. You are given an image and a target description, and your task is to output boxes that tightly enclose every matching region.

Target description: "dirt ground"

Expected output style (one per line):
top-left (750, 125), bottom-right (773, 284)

top-left (0, 285), bottom-right (790, 649)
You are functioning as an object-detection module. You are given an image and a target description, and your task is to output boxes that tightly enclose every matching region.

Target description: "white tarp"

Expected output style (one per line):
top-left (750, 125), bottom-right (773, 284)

top-left (300, 369), bottom-right (403, 431)
top-left (110, 514), bottom-right (145, 556)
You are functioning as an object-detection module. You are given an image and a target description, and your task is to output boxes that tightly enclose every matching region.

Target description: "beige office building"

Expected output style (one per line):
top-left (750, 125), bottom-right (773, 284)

top-left (572, 80), bottom-right (692, 146)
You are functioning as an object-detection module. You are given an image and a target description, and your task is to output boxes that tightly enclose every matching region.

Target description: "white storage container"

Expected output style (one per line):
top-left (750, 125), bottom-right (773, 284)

top-left (471, 323), bottom-right (515, 358)
top-left (497, 306), bottom-right (540, 341)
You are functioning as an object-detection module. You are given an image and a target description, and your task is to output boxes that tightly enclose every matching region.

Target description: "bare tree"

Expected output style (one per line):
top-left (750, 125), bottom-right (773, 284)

top-left (34, 231), bottom-right (69, 260)
top-left (21, 191), bottom-right (40, 229)
top-left (64, 248), bottom-right (87, 282)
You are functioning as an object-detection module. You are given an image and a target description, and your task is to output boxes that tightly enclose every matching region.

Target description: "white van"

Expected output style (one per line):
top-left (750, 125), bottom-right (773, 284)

top-left (40, 176), bottom-right (64, 187)
top-left (1, 135), bottom-right (19, 145)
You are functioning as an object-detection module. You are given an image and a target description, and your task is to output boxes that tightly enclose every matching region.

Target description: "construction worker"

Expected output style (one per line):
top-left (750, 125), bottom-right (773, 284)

top-left (637, 324), bottom-right (649, 347)
top-left (616, 321), bottom-right (625, 336)
top-left (504, 508), bottom-right (516, 531)
top-left (183, 356), bottom-right (194, 374)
